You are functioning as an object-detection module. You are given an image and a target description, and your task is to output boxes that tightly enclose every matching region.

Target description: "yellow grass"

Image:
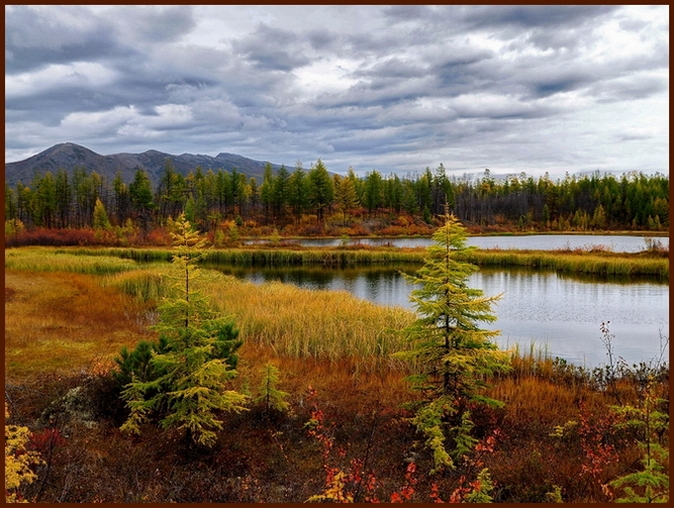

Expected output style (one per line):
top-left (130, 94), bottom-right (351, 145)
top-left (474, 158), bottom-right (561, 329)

top-left (103, 266), bottom-right (417, 373)
top-left (5, 270), bottom-right (156, 380)
top-left (5, 246), bottom-right (139, 274)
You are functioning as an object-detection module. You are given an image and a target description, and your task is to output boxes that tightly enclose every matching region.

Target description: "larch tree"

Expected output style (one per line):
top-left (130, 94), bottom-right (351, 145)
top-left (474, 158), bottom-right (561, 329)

top-left (394, 207), bottom-right (511, 473)
top-left (120, 214), bottom-right (248, 447)
top-left (92, 198), bottom-right (112, 231)
top-left (288, 162), bottom-right (309, 225)
top-left (307, 159), bottom-right (334, 223)
top-left (334, 174), bottom-right (359, 226)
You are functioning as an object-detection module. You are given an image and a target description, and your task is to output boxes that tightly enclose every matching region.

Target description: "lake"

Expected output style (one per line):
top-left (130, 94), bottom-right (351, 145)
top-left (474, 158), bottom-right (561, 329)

top-left (251, 234), bottom-right (669, 253)
top-left (210, 264), bottom-right (669, 368)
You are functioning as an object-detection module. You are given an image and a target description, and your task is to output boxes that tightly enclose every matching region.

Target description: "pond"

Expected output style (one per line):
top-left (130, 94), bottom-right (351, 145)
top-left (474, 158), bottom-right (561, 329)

top-left (210, 264), bottom-right (669, 368)
top-left (250, 234), bottom-right (669, 253)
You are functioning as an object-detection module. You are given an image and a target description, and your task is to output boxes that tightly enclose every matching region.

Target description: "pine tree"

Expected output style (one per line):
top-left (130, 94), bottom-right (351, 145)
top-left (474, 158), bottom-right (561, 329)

top-left (288, 162), bottom-right (309, 225)
top-left (394, 208), bottom-right (511, 472)
top-left (120, 214), bottom-right (248, 447)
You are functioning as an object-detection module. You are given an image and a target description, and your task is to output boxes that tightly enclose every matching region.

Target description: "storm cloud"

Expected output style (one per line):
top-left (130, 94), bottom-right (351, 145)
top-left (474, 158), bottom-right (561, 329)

top-left (5, 5), bottom-right (669, 177)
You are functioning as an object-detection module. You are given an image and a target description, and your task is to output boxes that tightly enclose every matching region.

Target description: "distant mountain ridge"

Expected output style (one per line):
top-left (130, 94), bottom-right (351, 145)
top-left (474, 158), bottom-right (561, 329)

top-left (4, 142), bottom-right (286, 187)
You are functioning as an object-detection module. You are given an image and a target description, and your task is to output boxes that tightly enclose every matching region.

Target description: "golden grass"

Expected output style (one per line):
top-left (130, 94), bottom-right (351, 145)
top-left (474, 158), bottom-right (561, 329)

top-left (10, 245), bottom-right (667, 279)
top-left (5, 246), bottom-right (139, 274)
top-left (5, 270), bottom-right (156, 380)
top-left (457, 248), bottom-right (668, 278)
top-left (102, 265), bottom-right (416, 373)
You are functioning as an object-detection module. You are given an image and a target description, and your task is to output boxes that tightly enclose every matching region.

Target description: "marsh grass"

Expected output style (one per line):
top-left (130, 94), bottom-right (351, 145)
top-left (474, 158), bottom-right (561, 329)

top-left (204, 275), bottom-right (415, 372)
top-left (5, 247), bottom-right (139, 274)
top-left (12, 244), bottom-right (666, 279)
top-left (4, 270), bottom-right (156, 380)
top-left (456, 248), bottom-right (668, 278)
top-left (99, 262), bottom-right (415, 373)
top-left (201, 248), bottom-right (424, 267)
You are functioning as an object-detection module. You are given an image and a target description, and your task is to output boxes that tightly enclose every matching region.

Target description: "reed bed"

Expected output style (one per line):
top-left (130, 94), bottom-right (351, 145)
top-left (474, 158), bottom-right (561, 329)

top-left (103, 266), bottom-right (417, 373)
top-left (201, 248), bottom-right (424, 267)
top-left (103, 268), bottom-right (168, 303)
top-left (11, 245), bottom-right (667, 279)
top-left (206, 276), bottom-right (415, 372)
top-left (456, 248), bottom-right (669, 278)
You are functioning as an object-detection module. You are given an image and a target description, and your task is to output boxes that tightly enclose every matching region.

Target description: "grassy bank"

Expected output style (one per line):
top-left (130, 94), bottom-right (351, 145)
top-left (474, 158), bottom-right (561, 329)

top-left (455, 248), bottom-right (669, 278)
top-left (104, 265), bottom-right (416, 373)
top-left (8, 243), bottom-right (668, 280)
top-left (5, 249), bottom-right (416, 376)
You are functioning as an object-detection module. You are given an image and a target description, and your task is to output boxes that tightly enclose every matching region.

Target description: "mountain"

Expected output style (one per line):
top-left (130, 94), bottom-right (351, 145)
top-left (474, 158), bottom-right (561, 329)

top-left (4, 142), bottom-right (286, 187)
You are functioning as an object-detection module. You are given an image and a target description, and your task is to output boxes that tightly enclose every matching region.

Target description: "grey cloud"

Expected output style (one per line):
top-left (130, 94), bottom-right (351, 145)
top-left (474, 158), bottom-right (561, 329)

top-left (590, 75), bottom-right (669, 103)
top-left (307, 29), bottom-right (340, 51)
top-left (233, 24), bottom-right (311, 71)
top-left (382, 5), bottom-right (436, 23)
top-left (5, 6), bottom-right (124, 72)
top-left (462, 5), bottom-right (619, 30)
top-left (114, 5), bottom-right (196, 43)
top-left (4, 5), bottom-right (669, 177)
top-left (359, 58), bottom-right (428, 80)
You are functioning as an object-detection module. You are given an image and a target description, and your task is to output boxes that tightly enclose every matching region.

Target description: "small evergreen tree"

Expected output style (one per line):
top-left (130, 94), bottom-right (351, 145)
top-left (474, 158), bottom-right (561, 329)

top-left (254, 362), bottom-right (290, 414)
top-left (608, 375), bottom-right (669, 503)
top-left (120, 214), bottom-right (248, 447)
top-left (394, 208), bottom-right (511, 472)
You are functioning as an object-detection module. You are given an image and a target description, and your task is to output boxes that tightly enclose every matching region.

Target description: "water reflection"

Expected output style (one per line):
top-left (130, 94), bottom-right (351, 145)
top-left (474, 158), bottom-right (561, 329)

top-left (207, 263), bottom-right (669, 367)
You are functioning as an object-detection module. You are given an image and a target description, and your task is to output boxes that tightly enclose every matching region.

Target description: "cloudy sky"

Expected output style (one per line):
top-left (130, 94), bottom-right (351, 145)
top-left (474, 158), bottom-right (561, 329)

top-left (5, 4), bottom-right (669, 178)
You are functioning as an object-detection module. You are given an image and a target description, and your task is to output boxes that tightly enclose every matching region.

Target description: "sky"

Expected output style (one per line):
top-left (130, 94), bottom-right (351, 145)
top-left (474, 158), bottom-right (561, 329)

top-left (4, 4), bottom-right (670, 178)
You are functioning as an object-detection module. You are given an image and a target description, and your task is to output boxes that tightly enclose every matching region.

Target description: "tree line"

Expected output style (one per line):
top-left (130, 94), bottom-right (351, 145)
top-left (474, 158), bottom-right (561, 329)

top-left (5, 159), bottom-right (669, 234)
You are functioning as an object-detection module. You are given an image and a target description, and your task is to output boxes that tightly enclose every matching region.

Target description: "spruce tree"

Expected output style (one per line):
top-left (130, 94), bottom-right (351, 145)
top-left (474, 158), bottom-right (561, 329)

top-left (395, 207), bottom-right (511, 472)
top-left (120, 214), bottom-right (247, 447)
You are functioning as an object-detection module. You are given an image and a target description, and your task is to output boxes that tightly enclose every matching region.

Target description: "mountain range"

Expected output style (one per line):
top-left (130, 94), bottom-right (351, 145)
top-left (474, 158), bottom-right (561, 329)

top-left (4, 143), bottom-right (286, 187)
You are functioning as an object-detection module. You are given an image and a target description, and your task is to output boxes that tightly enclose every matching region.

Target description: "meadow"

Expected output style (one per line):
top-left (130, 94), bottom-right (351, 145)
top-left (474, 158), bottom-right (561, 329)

top-left (4, 245), bottom-right (669, 503)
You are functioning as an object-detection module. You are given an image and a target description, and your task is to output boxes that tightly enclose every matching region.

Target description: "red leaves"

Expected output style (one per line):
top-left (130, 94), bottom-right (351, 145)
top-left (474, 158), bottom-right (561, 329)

top-left (389, 462), bottom-right (417, 503)
top-left (28, 428), bottom-right (66, 454)
top-left (577, 401), bottom-right (619, 485)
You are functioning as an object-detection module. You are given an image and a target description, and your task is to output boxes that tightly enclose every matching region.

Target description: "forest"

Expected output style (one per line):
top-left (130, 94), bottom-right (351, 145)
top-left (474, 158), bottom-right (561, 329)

top-left (4, 160), bottom-right (669, 243)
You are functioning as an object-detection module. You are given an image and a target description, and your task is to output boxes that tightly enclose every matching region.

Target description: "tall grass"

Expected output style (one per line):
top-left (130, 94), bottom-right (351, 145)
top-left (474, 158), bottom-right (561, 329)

top-left (456, 249), bottom-right (669, 278)
top-left (104, 269), bottom-right (168, 303)
top-left (4, 247), bottom-right (139, 275)
top-left (9, 245), bottom-right (666, 279)
top-left (103, 265), bottom-right (416, 373)
top-left (201, 248), bottom-right (424, 267)
top-left (207, 276), bottom-right (415, 371)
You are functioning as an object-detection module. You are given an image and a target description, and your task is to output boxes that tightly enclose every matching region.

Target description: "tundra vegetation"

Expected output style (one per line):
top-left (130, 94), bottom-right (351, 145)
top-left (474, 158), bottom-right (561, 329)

top-left (4, 169), bottom-right (669, 502)
top-left (6, 244), bottom-right (669, 501)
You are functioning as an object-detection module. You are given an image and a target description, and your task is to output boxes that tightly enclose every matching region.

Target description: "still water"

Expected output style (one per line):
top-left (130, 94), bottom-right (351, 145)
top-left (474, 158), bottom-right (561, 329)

top-left (212, 264), bottom-right (669, 368)
top-left (261, 234), bottom-right (669, 253)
